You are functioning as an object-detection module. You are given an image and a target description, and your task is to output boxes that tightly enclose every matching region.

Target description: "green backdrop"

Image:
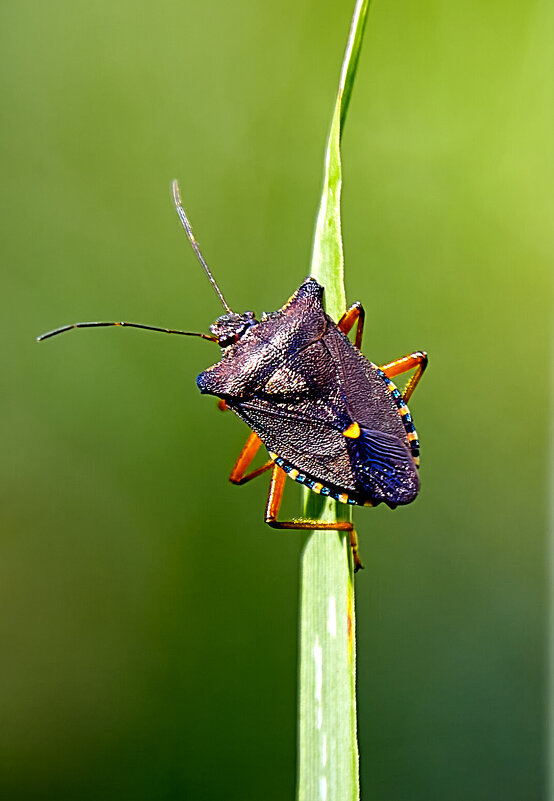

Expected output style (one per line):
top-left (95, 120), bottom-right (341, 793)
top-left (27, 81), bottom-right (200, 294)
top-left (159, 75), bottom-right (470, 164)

top-left (1, 1), bottom-right (551, 798)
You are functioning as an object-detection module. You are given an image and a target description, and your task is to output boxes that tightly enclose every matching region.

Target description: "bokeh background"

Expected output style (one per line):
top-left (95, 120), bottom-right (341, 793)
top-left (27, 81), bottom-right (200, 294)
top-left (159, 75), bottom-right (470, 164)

top-left (1, 1), bottom-right (552, 798)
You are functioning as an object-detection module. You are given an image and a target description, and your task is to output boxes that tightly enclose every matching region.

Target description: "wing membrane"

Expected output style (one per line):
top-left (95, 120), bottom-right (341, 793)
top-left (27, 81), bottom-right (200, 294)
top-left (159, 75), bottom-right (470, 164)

top-left (346, 427), bottom-right (419, 506)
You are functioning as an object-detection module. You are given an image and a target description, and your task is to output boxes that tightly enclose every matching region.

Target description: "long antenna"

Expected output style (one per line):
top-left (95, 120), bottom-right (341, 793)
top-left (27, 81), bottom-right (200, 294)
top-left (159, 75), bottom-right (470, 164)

top-left (172, 179), bottom-right (232, 314)
top-left (37, 321), bottom-right (217, 342)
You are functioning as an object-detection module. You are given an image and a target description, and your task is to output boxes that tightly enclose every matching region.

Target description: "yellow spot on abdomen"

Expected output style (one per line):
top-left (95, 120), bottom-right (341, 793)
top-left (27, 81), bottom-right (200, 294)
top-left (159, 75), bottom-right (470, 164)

top-left (342, 422), bottom-right (361, 439)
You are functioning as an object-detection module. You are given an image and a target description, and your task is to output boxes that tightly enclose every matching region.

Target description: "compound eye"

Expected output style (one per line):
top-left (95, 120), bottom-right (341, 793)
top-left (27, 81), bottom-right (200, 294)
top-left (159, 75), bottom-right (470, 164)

top-left (220, 333), bottom-right (239, 347)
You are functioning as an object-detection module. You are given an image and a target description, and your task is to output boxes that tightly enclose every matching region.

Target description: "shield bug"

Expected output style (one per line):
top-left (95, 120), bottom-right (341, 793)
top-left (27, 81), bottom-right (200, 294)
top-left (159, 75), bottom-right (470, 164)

top-left (38, 180), bottom-right (428, 570)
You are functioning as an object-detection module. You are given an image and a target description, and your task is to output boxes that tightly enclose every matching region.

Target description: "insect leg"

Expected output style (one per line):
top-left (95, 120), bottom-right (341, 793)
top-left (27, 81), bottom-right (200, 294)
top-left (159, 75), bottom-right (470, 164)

top-left (229, 431), bottom-right (275, 485)
top-left (380, 351), bottom-right (428, 402)
top-left (337, 302), bottom-right (365, 350)
top-left (265, 466), bottom-right (363, 571)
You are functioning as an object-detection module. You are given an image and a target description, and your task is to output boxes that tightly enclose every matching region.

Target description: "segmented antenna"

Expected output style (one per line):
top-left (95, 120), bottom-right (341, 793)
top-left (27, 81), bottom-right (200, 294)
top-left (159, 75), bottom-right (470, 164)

top-left (37, 321), bottom-right (217, 342)
top-left (172, 179), bottom-right (232, 313)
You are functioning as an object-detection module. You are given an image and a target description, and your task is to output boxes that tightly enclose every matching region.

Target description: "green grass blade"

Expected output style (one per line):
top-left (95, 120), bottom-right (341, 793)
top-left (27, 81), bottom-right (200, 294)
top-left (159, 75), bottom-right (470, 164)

top-left (310, 0), bottom-right (370, 319)
top-left (298, 514), bottom-right (358, 801)
top-left (339, 0), bottom-right (371, 135)
top-left (298, 2), bottom-right (370, 801)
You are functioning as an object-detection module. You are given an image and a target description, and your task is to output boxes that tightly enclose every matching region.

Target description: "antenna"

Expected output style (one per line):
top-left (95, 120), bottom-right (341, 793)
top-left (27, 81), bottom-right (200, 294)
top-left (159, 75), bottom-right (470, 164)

top-left (37, 321), bottom-right (217, 343)
top-left (172, 179), bottom-right (232, 314)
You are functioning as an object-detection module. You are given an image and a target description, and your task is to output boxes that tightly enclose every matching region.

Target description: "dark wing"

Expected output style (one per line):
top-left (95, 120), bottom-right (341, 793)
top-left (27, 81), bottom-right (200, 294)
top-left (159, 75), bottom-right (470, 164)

top-left (345, 426), bottom-right (419, 507)
top-left (233, 396), bottom-right (418, 507)
top-left (321, 323), bottom-right (409, 440)
top-left (234, 395), bottom-right (357, 493)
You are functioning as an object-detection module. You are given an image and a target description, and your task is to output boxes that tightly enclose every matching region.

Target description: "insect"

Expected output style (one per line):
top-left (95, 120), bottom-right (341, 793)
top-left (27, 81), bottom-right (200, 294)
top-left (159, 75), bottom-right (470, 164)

top-left (39, 180), bottom-right (427, 570)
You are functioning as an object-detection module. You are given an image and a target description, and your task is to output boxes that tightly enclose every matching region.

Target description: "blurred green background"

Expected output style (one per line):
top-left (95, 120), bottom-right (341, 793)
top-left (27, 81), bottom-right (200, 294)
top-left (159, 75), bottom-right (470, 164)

top-left (1, 0), bottom-right (552, 798)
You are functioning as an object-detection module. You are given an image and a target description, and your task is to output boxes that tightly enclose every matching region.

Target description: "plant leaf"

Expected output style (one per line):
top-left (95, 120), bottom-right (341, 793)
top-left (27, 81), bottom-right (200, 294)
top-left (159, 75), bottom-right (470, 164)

top-left (310, 0), bottom-right (370, 319)
top-left (298, 2), bottom-right (370, 801)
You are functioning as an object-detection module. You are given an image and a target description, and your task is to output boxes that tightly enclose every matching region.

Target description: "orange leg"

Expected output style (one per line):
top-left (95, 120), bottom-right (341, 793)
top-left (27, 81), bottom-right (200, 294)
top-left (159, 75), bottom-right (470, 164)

top-left (380, 350), bottom-right (428, 402)
top-left (337, 302), bottom-right (365, 350)
top-left (265, 465), bottom-right (363, 571)
top-left (229, 431), bottom-right (275, 485)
